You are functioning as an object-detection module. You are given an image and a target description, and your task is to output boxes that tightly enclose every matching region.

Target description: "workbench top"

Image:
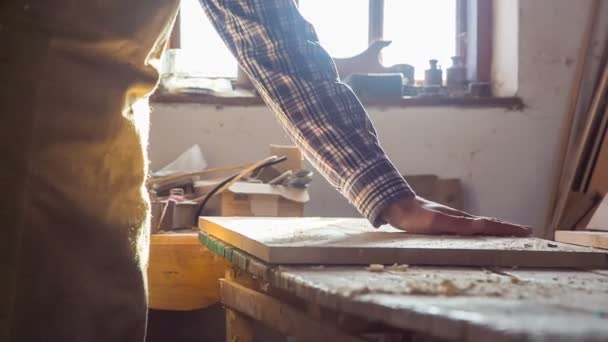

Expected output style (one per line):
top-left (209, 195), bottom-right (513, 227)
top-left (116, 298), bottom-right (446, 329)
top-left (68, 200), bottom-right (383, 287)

top-left (200, 231), bottom-right (608, 341)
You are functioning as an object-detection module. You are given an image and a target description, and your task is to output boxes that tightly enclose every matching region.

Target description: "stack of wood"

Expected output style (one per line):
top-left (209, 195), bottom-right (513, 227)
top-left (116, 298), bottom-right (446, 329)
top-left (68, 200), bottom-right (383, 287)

top-left (548, 0), bottom-right (608, 248)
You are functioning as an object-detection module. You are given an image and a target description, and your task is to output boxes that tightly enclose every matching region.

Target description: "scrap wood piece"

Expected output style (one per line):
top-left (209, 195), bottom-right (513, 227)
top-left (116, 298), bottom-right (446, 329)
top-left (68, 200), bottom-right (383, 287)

top-left (555, 231), bottom-right (608, 249)
top-left (559, 191), bottom-right (600, 230)
top-left (546, 0), bottom-right (604, 237)
top-left (199, 217), bottom-right (608, 268)
top-left (220, 279), bottom-right (365, 342)
top-left (587, 194), bottom-right (608, 231)
top-left (588, 124), bottom-right (608, 195)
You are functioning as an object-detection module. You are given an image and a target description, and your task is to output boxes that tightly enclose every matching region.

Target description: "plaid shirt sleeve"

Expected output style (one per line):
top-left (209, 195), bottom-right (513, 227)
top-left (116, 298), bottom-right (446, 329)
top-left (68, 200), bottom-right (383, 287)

top-left (200, 0), bottom-right (415, 227)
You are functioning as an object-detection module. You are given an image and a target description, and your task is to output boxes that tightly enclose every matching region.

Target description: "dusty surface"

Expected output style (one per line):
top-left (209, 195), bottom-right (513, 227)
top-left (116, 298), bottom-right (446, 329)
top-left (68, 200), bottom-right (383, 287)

top-left (271, 266), bottom-right (608, 341)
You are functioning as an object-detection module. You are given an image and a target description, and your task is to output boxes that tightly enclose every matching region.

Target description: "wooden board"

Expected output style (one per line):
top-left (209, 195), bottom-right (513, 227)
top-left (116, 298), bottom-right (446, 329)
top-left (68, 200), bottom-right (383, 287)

top-left (220, 280), bottom-right (365, 342)
top-left (588, 110), bottom-right (608, 195)
top-left (148, 232), bottom-right (228, 310)
top-left (555, 230), bottom-right (608, 249)
top-left (587, 194), bottom-right (608, 231)
top-left (199, 217), bottom-right (608, 268)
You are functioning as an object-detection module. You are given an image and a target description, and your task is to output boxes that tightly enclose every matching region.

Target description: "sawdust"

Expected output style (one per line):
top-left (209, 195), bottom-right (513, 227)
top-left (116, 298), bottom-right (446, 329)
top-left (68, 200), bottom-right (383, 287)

top-left (387, 263), bottom-right (410, 272)
top-left (343, 278), bottom-right (476, 298)
top-left (367, 264), bottom-right (385, 272)
top-left (438, 279), bottom-right (464, 296)
top-left (365, 263), bottom-right (410, 273)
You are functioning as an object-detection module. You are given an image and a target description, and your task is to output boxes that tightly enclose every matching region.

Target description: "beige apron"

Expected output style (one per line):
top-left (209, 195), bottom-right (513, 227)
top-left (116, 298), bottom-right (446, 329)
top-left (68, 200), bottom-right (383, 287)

top-left (0, 1), bottom-right (180, 340)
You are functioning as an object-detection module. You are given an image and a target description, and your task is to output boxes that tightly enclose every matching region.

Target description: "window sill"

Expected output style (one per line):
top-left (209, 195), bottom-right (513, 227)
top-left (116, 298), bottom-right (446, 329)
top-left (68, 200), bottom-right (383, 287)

top-left (150, 91), bottom-right (524, 110)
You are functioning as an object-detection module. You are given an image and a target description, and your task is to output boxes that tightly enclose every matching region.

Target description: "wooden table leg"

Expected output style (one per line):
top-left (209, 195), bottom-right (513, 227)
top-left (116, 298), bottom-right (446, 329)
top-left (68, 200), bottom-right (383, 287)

top-left (226, 307), bottom-right (253, 342)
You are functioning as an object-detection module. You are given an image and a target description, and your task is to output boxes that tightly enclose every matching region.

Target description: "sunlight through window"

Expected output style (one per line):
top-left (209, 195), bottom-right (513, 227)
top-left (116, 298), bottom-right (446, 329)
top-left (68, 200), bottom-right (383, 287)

top-left (298, 0), bottom-right (369, 58)
top-left (179, 0), bottom-right (238, 78)
top-left (177, 0), bottom-right (456, 81)
top-left (383, 0), bottom-right (456, 80)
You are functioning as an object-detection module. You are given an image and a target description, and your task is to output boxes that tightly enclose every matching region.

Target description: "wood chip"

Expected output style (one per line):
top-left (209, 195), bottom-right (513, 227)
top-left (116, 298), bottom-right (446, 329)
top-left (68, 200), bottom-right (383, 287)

top-left (367, 264), bottom-right (385, 272)
top-left (387, 264), bottom-right (410, 271)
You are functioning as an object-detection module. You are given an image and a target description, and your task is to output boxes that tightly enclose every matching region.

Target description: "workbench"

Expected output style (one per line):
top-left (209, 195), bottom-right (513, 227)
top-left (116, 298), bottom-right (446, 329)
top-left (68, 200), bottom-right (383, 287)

top-left (198, 229), bottom-right (608, 342)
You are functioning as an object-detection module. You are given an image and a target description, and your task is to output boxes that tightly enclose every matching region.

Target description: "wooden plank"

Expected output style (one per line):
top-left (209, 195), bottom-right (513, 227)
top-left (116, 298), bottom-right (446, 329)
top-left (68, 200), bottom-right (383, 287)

top-left (589, 126), bottom-right (608, 195)
top-left (220, 280), bottom-right (366, 342)
top-left (556, 231), bottom-right (608, 249)
top-left (580, 102), bottom-right (608, 192)
top-left (148, 232), bottom-right (228, 310)
top-left (545, 0), bottom-right (601, 237)
top-left (200, 217), bottom-right (608, 268)
top-left (587, 195), bottom-right (608, 231)
top-left (226, 308), bottom-right (253, 342)
top-left (551, 54), bottom-right (608, 235)
top-left (558, 191), bottom-right (599, 230)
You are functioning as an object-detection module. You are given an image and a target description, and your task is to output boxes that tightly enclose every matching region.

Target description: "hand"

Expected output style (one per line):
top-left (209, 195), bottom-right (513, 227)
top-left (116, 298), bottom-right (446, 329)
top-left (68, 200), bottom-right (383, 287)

top-left (381, 196), bottom-right (532, 236)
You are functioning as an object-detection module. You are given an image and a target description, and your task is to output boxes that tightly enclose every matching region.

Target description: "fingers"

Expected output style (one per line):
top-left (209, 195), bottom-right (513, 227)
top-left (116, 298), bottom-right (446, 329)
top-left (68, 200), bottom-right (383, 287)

top-left (476, 218), bottom-right (532, 237)
top-left (429, 204), bottom-right (475, 218)
top-left (416, 197), bottom-right (475, 218)
top-left (430, 212), bottom-right (477, 235)
top-left (430, 212), bottom-right (532, 237)
top-left (388, 196), bottom-right (533, 237)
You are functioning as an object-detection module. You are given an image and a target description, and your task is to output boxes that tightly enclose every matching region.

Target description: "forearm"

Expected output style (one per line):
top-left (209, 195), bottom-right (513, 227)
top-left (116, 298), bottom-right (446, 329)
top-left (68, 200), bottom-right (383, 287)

top-left (200, 0), bottom-right (415, 226)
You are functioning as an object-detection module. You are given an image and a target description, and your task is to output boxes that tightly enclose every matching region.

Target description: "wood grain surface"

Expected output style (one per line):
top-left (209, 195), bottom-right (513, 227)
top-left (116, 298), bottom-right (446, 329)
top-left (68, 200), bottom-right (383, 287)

top-left (556, 230), bottom-right (608, 249)
top-left (200, 217), bottom-right (607, 268)
top-left (148, 232), bottom-right (228, 310)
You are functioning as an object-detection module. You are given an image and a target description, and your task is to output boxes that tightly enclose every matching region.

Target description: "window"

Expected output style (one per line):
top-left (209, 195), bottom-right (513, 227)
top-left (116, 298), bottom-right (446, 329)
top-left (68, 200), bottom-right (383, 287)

top-left (166, 0), bottom-right (493, 94)
top-left (178, 0), bottom-right (238, 78)
top-left (298, 1), bottom-right (369, 59)
top-left (382, 1), bottom-right (456, 80)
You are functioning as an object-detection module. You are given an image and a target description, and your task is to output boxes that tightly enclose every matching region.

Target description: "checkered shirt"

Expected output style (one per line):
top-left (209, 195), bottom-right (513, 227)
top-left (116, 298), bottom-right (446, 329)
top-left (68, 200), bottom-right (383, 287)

top-left (200, 0), bottom-right (415, 226)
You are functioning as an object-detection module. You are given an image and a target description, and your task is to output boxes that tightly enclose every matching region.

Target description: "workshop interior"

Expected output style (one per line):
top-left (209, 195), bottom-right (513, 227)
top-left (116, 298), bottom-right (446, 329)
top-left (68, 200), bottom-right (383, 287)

top-left (2, 1), bottom-right (608, 341)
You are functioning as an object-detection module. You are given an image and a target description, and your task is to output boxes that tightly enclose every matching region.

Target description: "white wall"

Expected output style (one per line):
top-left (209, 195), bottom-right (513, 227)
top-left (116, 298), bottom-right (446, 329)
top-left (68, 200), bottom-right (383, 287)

top-left (149, 0), bottom-right (602, 234)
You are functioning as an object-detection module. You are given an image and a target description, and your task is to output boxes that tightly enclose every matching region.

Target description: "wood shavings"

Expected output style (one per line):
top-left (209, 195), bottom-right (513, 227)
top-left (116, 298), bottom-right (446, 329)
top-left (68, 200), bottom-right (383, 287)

top-left (439, 279), bottom-right (463, 296)
top-left (367, 264), bottom-right (385, 272)
top-left (386, 263), bottom-right (409, 272)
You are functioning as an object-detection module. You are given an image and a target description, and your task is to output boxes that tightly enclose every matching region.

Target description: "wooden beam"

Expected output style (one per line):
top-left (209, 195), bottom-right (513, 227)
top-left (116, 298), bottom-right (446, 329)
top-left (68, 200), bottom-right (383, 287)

top-left (465, 0), bottom-right (493, 83)
top-left (456, 0), bottom-right (467, 60)
top-left (220, 279), bottom-right (366, 342)
top-left (555, 231), bottom-right (608, 249)
top-left (368, 0), bottom-right (385, 44)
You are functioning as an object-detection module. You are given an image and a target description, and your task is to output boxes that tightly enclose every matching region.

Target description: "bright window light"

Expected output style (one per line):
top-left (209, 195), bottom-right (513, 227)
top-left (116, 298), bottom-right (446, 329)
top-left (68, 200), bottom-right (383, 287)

top-left (176, 0), bottom-right (456, 81)
top-left (383, 0), bottom-right (456, 80)
top-left (298, 0), bottom-right (369, 58)
top-left (179, 0), bottom-right (238, 78)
